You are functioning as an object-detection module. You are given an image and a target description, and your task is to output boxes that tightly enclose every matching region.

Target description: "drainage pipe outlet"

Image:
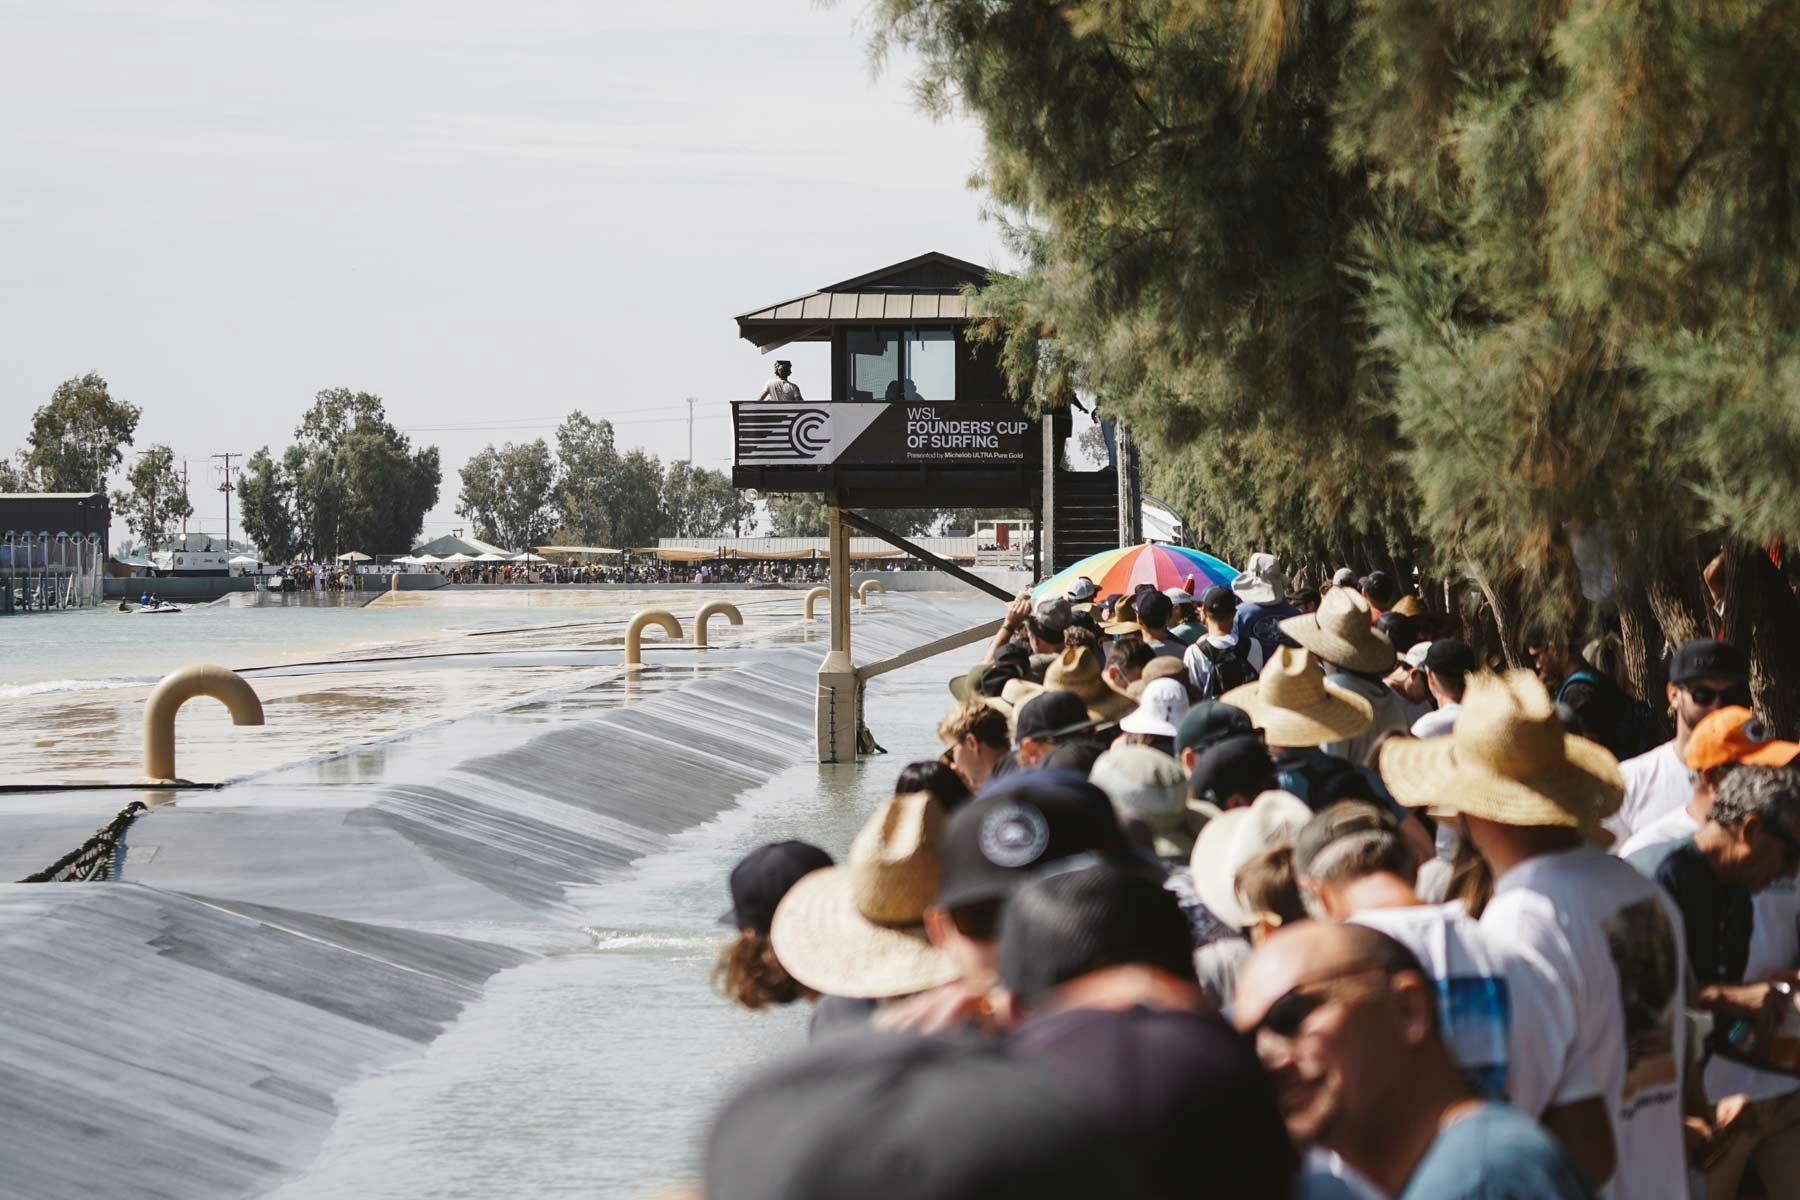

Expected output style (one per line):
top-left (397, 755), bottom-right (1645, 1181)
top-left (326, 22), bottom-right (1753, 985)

top-left (141, 665), bottom-right (265, 784)
top-left (857, 579), bottom-right (887, 606)
top-left (693, 601), bottom-right (742, 648)
top-left (625, 610), bottom-right (682, 668)
top-left (802, 586), bottom-right (829, 621)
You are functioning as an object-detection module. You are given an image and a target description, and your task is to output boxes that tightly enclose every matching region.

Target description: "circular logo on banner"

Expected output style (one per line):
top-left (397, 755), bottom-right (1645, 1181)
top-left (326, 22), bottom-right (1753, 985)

top-left (788, 410), bottom-right (829, 457)
top-left (978, 803), bottom-right (1051, 869)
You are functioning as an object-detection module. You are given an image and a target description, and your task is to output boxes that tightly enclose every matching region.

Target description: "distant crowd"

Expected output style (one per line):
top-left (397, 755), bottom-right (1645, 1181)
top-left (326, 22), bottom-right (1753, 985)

top-left (702, 554), bottom-right (1800, 1200)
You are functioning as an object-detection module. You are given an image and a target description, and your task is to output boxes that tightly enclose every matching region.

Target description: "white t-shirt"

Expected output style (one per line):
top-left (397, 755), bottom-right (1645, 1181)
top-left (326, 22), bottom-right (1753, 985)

top-left (1606, 741), bottom-right (1689, 843)
top-left (1183, 633), bottom-right (1264, 696)
top-left (1410, 703), bottom-right (1461, 739)
top-left (1480, 846), bottom-right (1689, 1200)
top-left (1351, 903), bottom-right (1558, 1107)
top-left (760, 377), bottom-right (802, 402)
top-left (1322, 673), bottom-right (1413, 766)
top-left (1619, 807), bottom-right (1800, 1105)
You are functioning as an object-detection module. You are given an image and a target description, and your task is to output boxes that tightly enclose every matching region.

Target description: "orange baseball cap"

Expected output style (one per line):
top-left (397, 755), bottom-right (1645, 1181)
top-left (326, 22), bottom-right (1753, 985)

top-left (1685, 706), bottom-right (1800, 772)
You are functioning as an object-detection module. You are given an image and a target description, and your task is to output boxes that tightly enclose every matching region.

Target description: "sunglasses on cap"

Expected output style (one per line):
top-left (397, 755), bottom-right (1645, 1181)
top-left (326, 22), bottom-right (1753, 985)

top-left (1246, 966), bottom-right (1397, 1040)
top-left (1684, 682), bottom-right (1752, 708)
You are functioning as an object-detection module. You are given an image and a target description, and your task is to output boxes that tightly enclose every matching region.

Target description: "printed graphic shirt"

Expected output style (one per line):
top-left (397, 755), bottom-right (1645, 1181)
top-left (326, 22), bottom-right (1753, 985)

top-left (1479, 846), bottom-right (1689, 1200)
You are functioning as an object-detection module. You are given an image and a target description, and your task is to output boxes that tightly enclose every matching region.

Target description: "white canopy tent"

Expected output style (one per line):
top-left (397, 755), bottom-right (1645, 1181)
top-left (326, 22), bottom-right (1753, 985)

top-left (412, 554), bottom-right (443, 565)
top-left (227, 554), bottom-right (262, 567)
top-left (511, 552), bottom-right (547, 563)
top-left (336, 550), bottom-right (372, 563)
top-left (440, 553), bottom-right (475, 565)
top-left (472, 552), bottom-right (510, 563)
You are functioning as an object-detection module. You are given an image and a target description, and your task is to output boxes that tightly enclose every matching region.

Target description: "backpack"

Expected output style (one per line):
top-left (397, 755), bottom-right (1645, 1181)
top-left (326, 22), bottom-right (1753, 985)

top-left (1196, 638), bottom-right (1258, 699)
top-left (1276, 751), bottom-right (1386, 811)
top-left (1557, 670), bottom-right (1659, 761)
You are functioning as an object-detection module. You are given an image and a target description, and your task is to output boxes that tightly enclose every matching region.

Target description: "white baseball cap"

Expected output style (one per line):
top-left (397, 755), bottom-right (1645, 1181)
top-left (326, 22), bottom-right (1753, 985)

top-left (1066, 577), bottom-right (1098, 602)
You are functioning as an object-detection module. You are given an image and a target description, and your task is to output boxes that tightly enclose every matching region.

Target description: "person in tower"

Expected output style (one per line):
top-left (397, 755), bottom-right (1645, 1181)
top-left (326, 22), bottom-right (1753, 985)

top-left (754, 360), bottom-right (804, 403)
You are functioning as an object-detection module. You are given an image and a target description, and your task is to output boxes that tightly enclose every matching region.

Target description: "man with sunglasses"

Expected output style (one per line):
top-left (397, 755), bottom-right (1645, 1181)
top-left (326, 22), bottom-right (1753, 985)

top-left (1234, 921), bottom-right (1594, 1199)
top-left (1625, 764), bottom-right (1800, 1199)
top-left (1611, 639), bottom-right (1752, 842)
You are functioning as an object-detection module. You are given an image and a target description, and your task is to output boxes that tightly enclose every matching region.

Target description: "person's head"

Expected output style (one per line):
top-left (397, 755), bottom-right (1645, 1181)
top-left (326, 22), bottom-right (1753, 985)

top-left (1200, 585), bottom-right (1239, 634)
top-left (897, 759), bottom-right (973, 816)
top-left (1188, 733), bottom-right (1278, 810)
top-left (1291, 802), bottom-right (1416, 918)
top-left (714, 840), bottom-right (834, 1009)
top-left (1374, 614), bottom-right (1419, 667)
top-left (1422, 638), bottom-right (1478, 706)
top-left (937, 699), bottom-right (1012, 789)
top-left (773, 359), bottom-right (792, 379)
top-left (1360, 571), bottom-right (1401, 610)
top-left (1042, 737), bottom-right (1107, 777)
top-left (1685, 705), bottom-right (1800, 813)
top-left (1232, 922), bottom-right (1445, 1150)
top-left (1163, 587), bottom-right (1198, 625)
top-left (1520, 622), bottom-right (1581, 690)
top-left (1391, 640), bottom-right (1432, 704)
top-left (930, 771), bottom-right (1127, 985)
top-left (1090, 745), bottom-right (1193, 861)
top-left (1329, 567), bottom-right (1359, 592)
top-left (1668, 638), bottom-right (1752, 740)
top-left (1104, 636), bottom-right (1155, 690)
top-left (998, 858), bottom-right (1197, 1016)
top-left (1136, 591), bottom-right (1174, 636)
top-left (1290, 586), bottom-right (1321, 615)
top-left (1234, 845), bottom-right (1308, 944)
top-left (1702, 765), bottom-right (1800, 892)
top-left (1062, 623), bottom-right (1100, 655)
top-left (706, 1034), bottom-right (1135, 1200)
top-left (1175, 700), bottom-right (1257, 774)
top-left (1014, 690), bottom-right (1097, 767)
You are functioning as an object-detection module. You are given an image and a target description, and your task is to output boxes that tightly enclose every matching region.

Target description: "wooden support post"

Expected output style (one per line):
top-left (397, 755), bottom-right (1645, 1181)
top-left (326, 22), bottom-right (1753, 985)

top-left (829, 505), bottom-right (851, 655)
top-left (1041, 418), bottom-right (1057, 574)
top-left (815, 501), bottom-right (860, 763)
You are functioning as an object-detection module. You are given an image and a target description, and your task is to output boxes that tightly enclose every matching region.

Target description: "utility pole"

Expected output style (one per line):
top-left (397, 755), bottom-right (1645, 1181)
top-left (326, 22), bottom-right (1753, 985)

top-left (212, 452), bottom-right (236, 551)
top-left (181, 461), bottom-right (190, 538)
top-left (687, 397), bottom-right (697, 463)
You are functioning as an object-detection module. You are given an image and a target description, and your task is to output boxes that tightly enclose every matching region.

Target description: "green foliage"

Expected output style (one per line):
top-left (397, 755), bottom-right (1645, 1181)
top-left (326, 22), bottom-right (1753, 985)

top-left (0, 456), bottom-right (31, 491)
top-left (662, 461), bottom-right (755, 538)
top-left (457, 440), bottom-right (558, 549)
top-left (609, 449), bottom-right (667, 548)
top-left (237, 448), bottom-right (298, 563)
top-left (277, 388), bottom-right (440, 557)
top-left (24, 372), bottom-right (140, 493)
top-left (553, 412), bottom-right (622, 546)
top-left (766, 493), bottom-right (827, 537)
top-left (111, 445), bottom-right (192, 553)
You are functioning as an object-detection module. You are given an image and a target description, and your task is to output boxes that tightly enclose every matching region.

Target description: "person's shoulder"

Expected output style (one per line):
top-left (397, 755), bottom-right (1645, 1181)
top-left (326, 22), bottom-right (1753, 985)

top-left (1624, 832), bottom-right (1690, 880)
top-left (1404, 1103), bottom-right (1595, 1200)
top-left (1620, 738), bottom-right (1678, 777)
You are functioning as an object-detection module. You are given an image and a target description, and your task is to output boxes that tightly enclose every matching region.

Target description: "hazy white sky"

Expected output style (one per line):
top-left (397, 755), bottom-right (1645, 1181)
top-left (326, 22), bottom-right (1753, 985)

top-left (0, 0), bottom-right (1001, 541)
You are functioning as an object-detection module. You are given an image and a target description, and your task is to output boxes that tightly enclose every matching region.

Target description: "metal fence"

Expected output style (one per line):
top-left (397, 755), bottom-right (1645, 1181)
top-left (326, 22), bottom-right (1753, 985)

top-left (0, 531), bottom-right (106, 613)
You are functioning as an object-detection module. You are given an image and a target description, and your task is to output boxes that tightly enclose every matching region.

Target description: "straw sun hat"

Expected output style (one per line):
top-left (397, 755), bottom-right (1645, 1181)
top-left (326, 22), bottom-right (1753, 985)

top-left (1278, 586), bottom-right (1396, 676)
top-left (1039, 646), bottom-right (1136, 721)
top-left (770, 793), bottom-right (959, 1000)
top-left (1222, 646), bottom-right (1373, 749)
top-left (1377, 670), bottom-right (1624, 830)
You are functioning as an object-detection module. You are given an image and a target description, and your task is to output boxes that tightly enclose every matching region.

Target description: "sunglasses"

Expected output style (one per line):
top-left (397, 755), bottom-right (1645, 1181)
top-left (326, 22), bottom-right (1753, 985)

top-left (1247, 967), bottom-right (1393, 1040)
top-left (1683, 683), bottom-right (1751, 708)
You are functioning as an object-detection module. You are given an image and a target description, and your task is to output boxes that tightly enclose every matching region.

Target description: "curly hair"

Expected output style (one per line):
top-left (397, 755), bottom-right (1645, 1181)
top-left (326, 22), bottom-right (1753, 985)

top-left (712, 930), bottom-right (816, 1010)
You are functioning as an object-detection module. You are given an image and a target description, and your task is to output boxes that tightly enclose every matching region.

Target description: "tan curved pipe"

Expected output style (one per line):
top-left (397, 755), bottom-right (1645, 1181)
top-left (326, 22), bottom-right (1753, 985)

top-left (857, 578), bottom-right (887, 606)
top-left (802, 586), bottom-right (829, 621)
top-left (142, 665), bottom-right (266, 783)
top-left (694, 600), bottom-right (742, 648)
top-left (625, 609), bottom-right (682, 667)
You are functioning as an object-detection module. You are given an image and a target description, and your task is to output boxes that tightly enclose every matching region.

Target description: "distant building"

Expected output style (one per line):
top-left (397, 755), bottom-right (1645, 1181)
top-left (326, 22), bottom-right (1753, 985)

top-left (0, 492), bottom-right (110, 559)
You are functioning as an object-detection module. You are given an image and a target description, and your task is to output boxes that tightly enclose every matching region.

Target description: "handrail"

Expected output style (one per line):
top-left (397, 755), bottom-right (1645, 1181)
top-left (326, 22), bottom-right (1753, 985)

top-left (802, 586), bottom-right (829, 621)
top-left (857, 578), bottom-right (886, 606)
top-left (625, 609), bottom-right (682, 667)
top-left (142, 665), bottom-right (265, 783)
top-left (694, 600), bottom-right (743, 648)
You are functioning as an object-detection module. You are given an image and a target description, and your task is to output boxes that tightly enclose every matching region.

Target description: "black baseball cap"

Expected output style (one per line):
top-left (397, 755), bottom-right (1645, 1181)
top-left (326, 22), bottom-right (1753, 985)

top-left (1015, 690), bottom-right (1098, 745)
top-left (1422, 638), bottom-right (1478, 677)
top-left (994, 641), bottom-right (1031, 670)
top-left (1136, 591), bottom-right (1173, 630)
top-left (720, 840), bottom-right (833, 932)
top-left (1671, 638), bottom-right (1749, 686)
top-left (1188, 733), bottom-right (1277, 806)
top-left (1199, 585), bottom-right (1238, 615)
top-left (1175, 700), bottom-right (1255, 756)
top-left (998, 860), bottom-right (1194, 1006)
top-left (937, 772), bottom-right (1127, 910)
top-left (706, 1034), bottom-right (1136, 1200)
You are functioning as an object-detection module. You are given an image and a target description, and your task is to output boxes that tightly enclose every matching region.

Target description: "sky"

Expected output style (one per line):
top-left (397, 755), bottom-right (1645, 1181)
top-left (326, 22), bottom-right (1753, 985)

top-left (0, 0), bottom-right (1004, 544)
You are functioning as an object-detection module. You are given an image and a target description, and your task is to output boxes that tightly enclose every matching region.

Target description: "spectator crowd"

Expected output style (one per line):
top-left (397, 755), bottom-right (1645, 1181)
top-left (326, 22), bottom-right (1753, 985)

top-left (703, 555), bottom-right (1800, 1199)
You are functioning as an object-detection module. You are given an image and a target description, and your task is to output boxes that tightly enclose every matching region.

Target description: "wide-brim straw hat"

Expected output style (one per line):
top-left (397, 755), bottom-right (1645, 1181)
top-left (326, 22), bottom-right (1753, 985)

top-left (1378, 670), bottom-right (1623, 830)
top-left (1129, 656), bottom-right (1189, 699)
top-left (1223, 646), bottom-right (1373, 749)
top-left (1279, 587), bottom-right (1396, 675)
top-left (769, 793), bottom-right (959, 1000)
top-left (1044, 646), bottom-right (1137, 721)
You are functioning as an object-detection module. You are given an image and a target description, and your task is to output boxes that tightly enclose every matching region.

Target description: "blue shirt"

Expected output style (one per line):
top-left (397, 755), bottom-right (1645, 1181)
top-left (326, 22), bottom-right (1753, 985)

top-left (1399, 1103), bottom-right (1594, 1199)
top-left (1232, 600), bottom-right (1300, 661)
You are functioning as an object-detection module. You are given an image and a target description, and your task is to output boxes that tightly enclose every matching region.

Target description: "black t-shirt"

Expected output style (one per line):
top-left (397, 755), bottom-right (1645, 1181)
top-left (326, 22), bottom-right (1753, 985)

top-left (1628, 836), bottom-right (1751, 986)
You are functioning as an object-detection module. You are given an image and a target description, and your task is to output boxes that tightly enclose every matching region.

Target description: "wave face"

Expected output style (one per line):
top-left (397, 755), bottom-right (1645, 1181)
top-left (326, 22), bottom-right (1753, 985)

top-left (0, 676), bottom-right (147, 699)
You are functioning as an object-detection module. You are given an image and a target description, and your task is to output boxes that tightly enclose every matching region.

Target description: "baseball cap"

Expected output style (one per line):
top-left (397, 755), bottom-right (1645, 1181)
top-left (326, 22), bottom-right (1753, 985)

top-left (1014, 690), bottom-right (1098, 744)
top-left (1671, 638), bottom-right (1750, 686)
top-left (1136, 591), bottom-right (1174, 630)
top-left (705, 1034), bottom-right (1135, 1200)
top-left (1199, 584), bottom-right (1238, 615)
top-left (1331, 567), bottom-right (1358, 587)
top-left (1163, 586), bottom-right (1196, 608)
top-left (998, 860), bottom-right (1195, 1007)
top-left (720, 840), bottom-right (834, 932)
top-left (1089, 745), bottom-right (1191, 857)
top-left (1175, 700), bottom-right (1255, 757)
top-left (1034, 596), bottom-right (1074, 628)
top-left (1402, 641), bottom-right (1431, 670)
top-left (937, 772), bottom-right (1127, 910)
top-left (1685, 706), bottom-right (1800, 772)
top-left (1188, 733), bottom-right (1277, 807)
top-left (1423, 638), bottom-right (1478, 677)
top-left (1066, 577), bottom-right (1099, 602)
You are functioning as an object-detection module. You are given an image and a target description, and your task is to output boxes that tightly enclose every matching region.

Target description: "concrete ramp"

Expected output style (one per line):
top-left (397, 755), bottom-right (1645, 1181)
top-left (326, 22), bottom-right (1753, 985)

top-left (0, 883), bottom-right (527, 1200)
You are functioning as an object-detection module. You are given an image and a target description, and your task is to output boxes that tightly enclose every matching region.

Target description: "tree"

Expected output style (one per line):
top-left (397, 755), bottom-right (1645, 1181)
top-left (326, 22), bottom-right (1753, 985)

top-left (283, 388), bottom-right (439, 557)
top-left (552, 411), bottom-right (622, 545)
top-left (25, 372), bottom-right (141, 493)
top-left (112, 445), bottom-right (192, 553)
top-left (237, 448), bottom-right (298, 563)
top-left (0, 456), bottom-right (31, 491)
top-left (609, 449), bottom-right (667, 548)
top-left (457, 440), bottom-right (557, 550)
top-left (766, 493), bottom-right (827, 538)
top-left (662, 461), bottom-right (755, 538)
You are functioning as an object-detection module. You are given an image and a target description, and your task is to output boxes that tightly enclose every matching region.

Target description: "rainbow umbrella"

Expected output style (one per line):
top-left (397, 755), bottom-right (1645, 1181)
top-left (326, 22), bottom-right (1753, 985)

top-left (1033, 543), bottom-right (1238, 601)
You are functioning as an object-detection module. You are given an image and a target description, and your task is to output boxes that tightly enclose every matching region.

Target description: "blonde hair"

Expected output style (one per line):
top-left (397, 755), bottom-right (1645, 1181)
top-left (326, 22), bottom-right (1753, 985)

top-left (937, 699), bottom-right (1010, 750)
top-left (711, 930), bottom-right (816, 1010)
